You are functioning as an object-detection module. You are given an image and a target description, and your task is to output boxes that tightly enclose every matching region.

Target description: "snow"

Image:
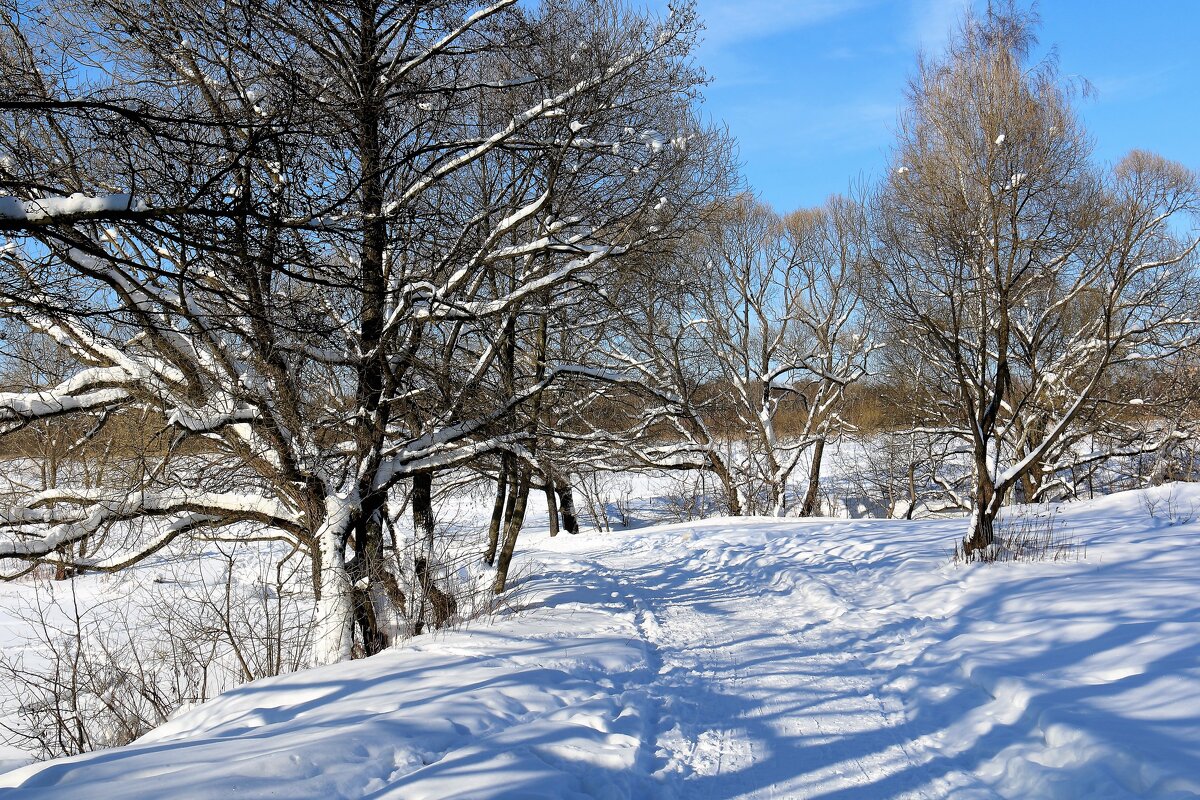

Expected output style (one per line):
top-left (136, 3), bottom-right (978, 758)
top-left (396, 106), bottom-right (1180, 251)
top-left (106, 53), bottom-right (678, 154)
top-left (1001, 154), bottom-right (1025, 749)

top-left (3, 485), bottom-right (1200, 798)
top-left (0, 193), bottom-right (147, 221)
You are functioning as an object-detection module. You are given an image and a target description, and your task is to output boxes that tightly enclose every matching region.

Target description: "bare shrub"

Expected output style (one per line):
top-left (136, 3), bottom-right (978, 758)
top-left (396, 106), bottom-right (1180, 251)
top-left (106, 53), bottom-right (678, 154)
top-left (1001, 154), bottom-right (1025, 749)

top-left (840, 432), bottom-right (967, 519)
top-left (1140, 485), bottom-right (1199, 527)
top-left (150, 545), bottom-right (317, 682)
top-left (0, 580), bottom-right (184, 758)
top-left (661, 471), bottom-right (722, 522)
top-left (577, 470), bottom-right (627, 532)
top-left (0, 545), bottom-right (317, 759)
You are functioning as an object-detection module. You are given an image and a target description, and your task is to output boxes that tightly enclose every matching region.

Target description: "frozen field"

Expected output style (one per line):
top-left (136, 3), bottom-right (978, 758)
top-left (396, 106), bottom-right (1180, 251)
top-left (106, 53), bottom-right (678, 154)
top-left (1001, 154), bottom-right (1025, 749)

top-left (1, 485), bottom-right (1199, 798)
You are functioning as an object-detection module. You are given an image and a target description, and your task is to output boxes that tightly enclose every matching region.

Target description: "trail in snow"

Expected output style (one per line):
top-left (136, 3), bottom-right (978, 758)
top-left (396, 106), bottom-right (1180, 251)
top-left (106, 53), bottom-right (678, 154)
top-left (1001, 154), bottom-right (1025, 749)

top-left (588, 526), bottom-right (995, 799)
top-left (2, 486), bottom-right (1200, 798)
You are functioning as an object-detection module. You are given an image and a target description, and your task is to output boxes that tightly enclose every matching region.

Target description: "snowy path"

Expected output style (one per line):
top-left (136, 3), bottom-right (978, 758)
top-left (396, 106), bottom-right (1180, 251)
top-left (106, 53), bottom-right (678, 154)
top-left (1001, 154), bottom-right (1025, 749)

top-left (3, 488), bottom-right (1200, 798)
top-left (586, 528), bottom-right (992, 799)
top-left (632, 547), bottom-right (923, 797)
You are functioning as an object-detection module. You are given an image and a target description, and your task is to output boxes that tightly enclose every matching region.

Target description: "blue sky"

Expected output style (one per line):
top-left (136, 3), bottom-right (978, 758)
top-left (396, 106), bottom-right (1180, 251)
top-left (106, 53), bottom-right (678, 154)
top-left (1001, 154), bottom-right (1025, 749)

top-left (646, 1), bottom-right (1200, 212)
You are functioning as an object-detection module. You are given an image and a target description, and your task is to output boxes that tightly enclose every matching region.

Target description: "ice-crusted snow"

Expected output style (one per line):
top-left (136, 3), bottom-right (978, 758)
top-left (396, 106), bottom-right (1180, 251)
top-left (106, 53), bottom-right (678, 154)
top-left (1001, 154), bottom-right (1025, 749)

top-left (2, 485), bottom-right (1200, 798)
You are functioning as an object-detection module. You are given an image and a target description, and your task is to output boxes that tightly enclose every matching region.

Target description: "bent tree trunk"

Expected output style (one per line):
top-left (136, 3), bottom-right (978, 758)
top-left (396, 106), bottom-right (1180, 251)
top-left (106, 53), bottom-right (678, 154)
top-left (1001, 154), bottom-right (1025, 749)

top-left (493, 302), bottom-right (547, 593)
top-left (485, 456), bottom-right (511, 564)
top-left (493, 468), bottom-right (531, 594)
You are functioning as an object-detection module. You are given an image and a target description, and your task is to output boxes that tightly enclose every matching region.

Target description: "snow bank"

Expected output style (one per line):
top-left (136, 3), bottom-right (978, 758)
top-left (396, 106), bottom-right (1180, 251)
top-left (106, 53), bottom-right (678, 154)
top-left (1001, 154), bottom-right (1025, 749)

top-left (2, 484), bottom-right (1200, 798)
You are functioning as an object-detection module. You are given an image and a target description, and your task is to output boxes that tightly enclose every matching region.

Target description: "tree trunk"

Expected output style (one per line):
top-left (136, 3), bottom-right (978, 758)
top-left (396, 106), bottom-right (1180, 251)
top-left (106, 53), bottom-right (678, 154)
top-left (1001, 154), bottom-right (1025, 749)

top-left (412, 471), bottom-right (456, 632)
top-left (904, 461), bottom-right (917, 521)
top-left (346, 1), bottom-right (391, 656)
top-left (556, 477), bottom-right (579, 534)
top-left (962, 472), bottom-right (998, 558)
top-left (349, 502), bottom-right (391, 656)
top-left (770, 479), bottom-right (787, 517)
top-left (485, 456), bottom-right (510, 563)
top-left (373, 513), bottom-right (407, 636)
top-left (493, 469), bottom-right (530, 594)
top-left (544, 471), bottom-right (560, 537)
top-left (963, 506), bottom-right (996, 558)
top-left (711, 460), bottom-right (742, 516)
top-left (414, 557), bottom-right (457, 631)
top-left (314, 498), bottom-right (354, 665)
top-left (800, 437), bottom-right (826, 517)
top-left (413, 471), bottom-right (434, 544)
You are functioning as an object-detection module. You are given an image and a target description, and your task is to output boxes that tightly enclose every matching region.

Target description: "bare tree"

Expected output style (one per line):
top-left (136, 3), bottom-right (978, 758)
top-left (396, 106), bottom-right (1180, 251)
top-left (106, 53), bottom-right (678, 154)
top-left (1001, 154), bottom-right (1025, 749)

top-left (588, 213), bottom-right (748, 514)
top-left (0, 0), bottom-right (724, 660)
top-left (781, 196), bottom-right (875, 516)
top-left (696, 196), bottom-right (871, 515)
top-left (868, 3), bottom-right (1200, 557)
top-left (592, 192), bottom-right (871, 517)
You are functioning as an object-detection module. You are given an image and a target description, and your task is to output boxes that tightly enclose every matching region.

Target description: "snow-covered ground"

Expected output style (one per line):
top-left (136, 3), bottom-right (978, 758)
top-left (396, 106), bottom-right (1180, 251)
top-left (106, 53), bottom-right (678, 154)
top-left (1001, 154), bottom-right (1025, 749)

top-left (2, 484), bottom-right (1200, 798)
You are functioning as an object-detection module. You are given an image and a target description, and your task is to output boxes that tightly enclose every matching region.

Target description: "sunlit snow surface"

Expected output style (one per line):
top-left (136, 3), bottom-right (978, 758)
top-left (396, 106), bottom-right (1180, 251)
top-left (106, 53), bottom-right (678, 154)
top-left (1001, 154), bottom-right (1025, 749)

top-left (2, 485), bottom-right (1200, 798)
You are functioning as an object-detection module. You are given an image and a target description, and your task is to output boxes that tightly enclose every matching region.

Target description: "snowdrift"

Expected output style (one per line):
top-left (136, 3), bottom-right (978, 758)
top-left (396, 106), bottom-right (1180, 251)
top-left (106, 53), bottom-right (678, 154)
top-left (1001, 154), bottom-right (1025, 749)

top-left (2, 486), bottom-right (1199, 798)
